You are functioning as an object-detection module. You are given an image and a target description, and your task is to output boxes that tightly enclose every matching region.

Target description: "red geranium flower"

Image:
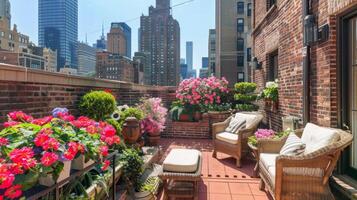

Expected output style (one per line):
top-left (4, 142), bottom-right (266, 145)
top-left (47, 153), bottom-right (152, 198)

top-left (42, 138), bottom-right (60, 151)
top-left (34, 133), bottom-right (50, 147)
top-left (9, 147), bottom-right (36, 170)
top-left (86, 125), bottom-right (98, 134)
top-left (4, 185), bottom-right (22, 199)
top-left (39, 128), bottom-right (53, 135)
top-left (57, 112), bottom-right (75, 121)
top-left (31, 116), bottom-right (53, 126)
top-left (63, 151), bottom-right (75, 161)
top-left (99, 145), bottom-right (109, 157)
top-left (8, 163), bottom-right (23, 175)
top-left (41, 152), bottom-right (58, 167)
top-left (0, 138), bottom-right (8, 146)
top-left (101, 160), bottom-right (110, 171)
top-left (7, 111), bottom-right (33, 122)
top-left (0, 165), bottom-right (15, 189)
top-left (3, 121), bottom-right (20, 128)
top-left (101, 126), bottom-right (116, 137)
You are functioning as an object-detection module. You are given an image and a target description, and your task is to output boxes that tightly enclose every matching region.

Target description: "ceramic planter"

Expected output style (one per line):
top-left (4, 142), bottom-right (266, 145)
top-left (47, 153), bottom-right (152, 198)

top-left (39, 160), bottom-right (71, 186)
top-left (122, 117), bottom-right (141, 144)
top-left (72, 155), bottom-right (95, 170)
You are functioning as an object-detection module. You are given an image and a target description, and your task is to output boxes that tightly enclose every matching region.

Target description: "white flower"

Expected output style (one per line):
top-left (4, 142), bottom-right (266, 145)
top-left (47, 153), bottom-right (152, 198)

top-left (111, 110), bottom-right (121, 121)
top-left (117, 105), bottom-right (129, 112)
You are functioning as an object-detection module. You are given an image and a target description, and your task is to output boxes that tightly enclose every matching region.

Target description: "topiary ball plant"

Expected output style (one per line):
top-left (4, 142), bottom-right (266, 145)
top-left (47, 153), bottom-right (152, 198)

top-left (79, 91), bottom-right (117, 121)
top-left (234, 82), bottom-right (259, 112)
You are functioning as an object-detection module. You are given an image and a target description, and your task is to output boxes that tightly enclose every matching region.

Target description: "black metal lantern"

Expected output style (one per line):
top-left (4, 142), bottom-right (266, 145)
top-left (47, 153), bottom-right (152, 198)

top-left (251, 57), bottom-right (262, 70)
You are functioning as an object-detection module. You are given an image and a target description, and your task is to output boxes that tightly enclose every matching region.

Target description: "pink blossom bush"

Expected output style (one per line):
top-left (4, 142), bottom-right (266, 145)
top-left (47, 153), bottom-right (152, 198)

top-left (139, 98), bottom-right (168, 135)
top-left (254, 129), bottom-right (275, 139)
top-left (176, 77), bottom-right (229, 107)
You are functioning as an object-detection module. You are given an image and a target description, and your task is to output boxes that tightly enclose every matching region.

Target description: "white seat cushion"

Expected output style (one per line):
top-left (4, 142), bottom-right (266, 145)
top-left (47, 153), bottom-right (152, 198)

top-left (216, 132), bottom-right (239, 144)
top-left (301, 123), bottom-right (339, 154)
top-left (163, 149), bottom-right (201, 173)
top-left (260, 153), bottom-right (279, 181)
top-left (234, 113), bottom-right (258, 128)
top-left (280, 133), bottom-right (306, 156)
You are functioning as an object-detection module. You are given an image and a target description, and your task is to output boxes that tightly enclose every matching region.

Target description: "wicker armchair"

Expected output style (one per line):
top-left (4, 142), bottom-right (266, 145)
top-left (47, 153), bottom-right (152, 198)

top-left (258, 128), bottom-right (353, 200)
top-left (212, 112), bottom-right (263, 167)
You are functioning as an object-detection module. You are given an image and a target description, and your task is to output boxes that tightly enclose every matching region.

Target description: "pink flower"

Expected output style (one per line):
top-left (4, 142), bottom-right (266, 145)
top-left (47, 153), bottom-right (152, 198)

top-left (0, 138), bottom-right (8, 146)
top-left (41, 152), bottom-right (58, 167)
top-left (100, 145), bottom-right (109, 157)
top-left (4, 184), bottom-right (22, 199)
top-left (7, 111), bottom-right (33, 122)
top-left (3, 121), bottom-right (20, 128)
top-left (0, 165), bottom-right (15, 189)
top-left (101, 160), bottom-right (110, 171)
top-left (31, 116), bottom-right (53, 126)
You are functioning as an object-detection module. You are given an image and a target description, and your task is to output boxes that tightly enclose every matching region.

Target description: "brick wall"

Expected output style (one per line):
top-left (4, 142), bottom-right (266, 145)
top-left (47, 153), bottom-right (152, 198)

top-left (252, 0), bottom-right (357, 129)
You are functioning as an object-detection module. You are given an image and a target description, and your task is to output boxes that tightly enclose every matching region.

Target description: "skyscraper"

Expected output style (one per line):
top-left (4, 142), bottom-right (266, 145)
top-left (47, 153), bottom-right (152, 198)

top-left (118, 23), bottom-right (131, 58)
top-left (202, 57), bottom-right (209, 68)
top-left (139, 0), bottom-right (180, 86)
top-left (186, 41), bottom-right (193, 70)
top-left (77, 42), bottom-right (96, 76)
top-left (0, 0), bottom-right (11, 29)
top-left (38, 0), bottom-right (78, 71)
top-left (107, 23), bottom-right (126, 56)
top-left (216, 0), bottom-right (252, 85)
top-left (208, 29), bottom-right (216, 76)
top-left (94, 24), bottom-right (107, 51)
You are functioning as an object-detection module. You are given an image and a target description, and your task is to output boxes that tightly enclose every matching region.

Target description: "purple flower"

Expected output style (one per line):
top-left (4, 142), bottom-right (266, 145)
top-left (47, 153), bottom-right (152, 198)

top-left (52, 107), bottom-right (69, 118)
top-left (254, 129), bottom-right (275, 139)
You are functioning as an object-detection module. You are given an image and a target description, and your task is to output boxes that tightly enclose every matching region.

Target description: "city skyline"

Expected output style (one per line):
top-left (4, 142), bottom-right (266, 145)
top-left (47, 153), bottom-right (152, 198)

top-left (11, 0), bottom-right (214, 72)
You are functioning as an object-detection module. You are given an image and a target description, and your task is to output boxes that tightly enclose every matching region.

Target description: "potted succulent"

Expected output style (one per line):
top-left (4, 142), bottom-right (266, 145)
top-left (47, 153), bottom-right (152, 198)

top-left (259, 80), bottom-right (279, 111)
top-left (139, 98), bottom-right (167, 146)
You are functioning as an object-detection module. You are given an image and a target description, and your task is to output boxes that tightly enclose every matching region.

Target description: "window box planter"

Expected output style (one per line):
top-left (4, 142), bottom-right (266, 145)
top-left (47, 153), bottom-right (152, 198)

top-left (72, 155), bottom-right (95, 170)
top-left (265, 99), bottom-right (278, 112)
top-left (39, 160), bottom-right (72, 187)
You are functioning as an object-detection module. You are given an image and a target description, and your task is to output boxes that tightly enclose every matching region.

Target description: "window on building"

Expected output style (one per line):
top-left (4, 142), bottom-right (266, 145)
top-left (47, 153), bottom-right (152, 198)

top-left (267, 0), bottom-right (276, 11)
top-left (268, 51), bottom-right (278, 81)
top-left (237, 54), bottom-right (244, 67)
top-left (237, 38), bottom-right (244, 51)
top-left (247, 48), bottom-right (252, 61)
top-left (247, 3), bottom-right (252, 16)
top-left (237, 2), bottom-right (244, 14)
top-left (237, 72), bottom-right (245, 82)
top-left (237, 18), bottom-right (244, 32)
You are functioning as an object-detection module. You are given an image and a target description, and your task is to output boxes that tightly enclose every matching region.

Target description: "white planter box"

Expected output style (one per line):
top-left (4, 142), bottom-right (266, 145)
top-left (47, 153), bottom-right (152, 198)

top-left (71, 155), bottom-right (95, 170)
top-left (39, 160), bottom-right (71, 187)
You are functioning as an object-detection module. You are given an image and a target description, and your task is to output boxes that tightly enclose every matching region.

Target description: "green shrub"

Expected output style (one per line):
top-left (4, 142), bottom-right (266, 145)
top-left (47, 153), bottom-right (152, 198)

top-left (120, 107), bottom-right (144, 123)
top-left (234, 82), bottom-right (258, 112)
top-left (234, 82), bottom-right (257, 94)
top-left (236, 104), bottom-right (259, 112)
top-left (119, 148), bottom-right (144, 191)
top-left (79, 91), bottom-right (117, 121)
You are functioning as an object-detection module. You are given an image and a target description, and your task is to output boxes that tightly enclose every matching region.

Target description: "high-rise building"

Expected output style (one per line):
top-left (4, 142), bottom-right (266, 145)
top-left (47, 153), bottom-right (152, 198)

top-left (93, 24), bottom-right (107, 51)
top-left (208, 29), bottom-right (216, 76)
top-left (0, 18), bottom-right (29, 52)
top-left (186, 41), bottom-right (193, 70)
top-left (202, 57), bottom-right (209, 69)
top-left (180, 58), bottom-right (186, 64)
top-left (216, 0), bottom-right (252, 86)
top-left (38, 0), bottom-right (78, 71)
top-left (0, 0), bottom-right (10, 29)
top-left (107, 23), bottom-right (127, 56)
top-left (117, 23), bottom-right (131, 58)
top-left (180, 63), bottom-right (188, 80)
top-left (43, 48), bottom-right (57, 72)
top-left (133, 52), bottom-right (151, 85)
top-left (139, 0), bottom-right (180, 86)
top-left (96, 52), bottom-right (134, 82)
top-left (77, 42), bottom-right (96, 76)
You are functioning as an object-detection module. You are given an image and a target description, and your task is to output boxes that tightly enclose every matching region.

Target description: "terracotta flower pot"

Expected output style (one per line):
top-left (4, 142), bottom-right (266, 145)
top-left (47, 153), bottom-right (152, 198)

top-left (39, 160), bottom-right (71, 186)
top-left (122, 117), bottom-right (141, 144)
top-left (178, 113), bottom-right (190, 122)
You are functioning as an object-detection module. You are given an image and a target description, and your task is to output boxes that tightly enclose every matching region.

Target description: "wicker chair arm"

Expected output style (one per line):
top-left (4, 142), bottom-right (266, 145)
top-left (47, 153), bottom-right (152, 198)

top-left (257, 137), bottom-right (287, 154)
top-left (212, 117), bottom-right (231, 138)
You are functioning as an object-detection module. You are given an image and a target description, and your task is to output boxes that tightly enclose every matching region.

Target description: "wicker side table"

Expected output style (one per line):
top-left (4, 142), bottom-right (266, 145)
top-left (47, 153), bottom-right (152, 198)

top-left (248, 143), bottom-right (259, 178)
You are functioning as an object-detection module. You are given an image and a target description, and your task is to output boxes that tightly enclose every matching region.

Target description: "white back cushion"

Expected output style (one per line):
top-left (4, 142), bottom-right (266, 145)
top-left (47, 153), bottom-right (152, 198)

top-left (234, 113), bottom-right (257, 128)
top-left (301, 123), bottom-right (339, 154)
top-left (280, 133), bottom-right (306, 156)
top-left (225, 117), bottom-right (246, 133)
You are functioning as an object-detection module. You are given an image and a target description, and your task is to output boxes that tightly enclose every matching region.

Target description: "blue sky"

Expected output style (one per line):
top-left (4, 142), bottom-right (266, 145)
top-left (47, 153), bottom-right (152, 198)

top-left (11, 0), bottom-right (215, 70)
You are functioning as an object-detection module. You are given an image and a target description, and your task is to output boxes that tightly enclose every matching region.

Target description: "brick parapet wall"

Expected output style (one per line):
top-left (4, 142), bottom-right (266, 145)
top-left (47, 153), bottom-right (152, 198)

top-left (252, 0), bottom-right (357, 129)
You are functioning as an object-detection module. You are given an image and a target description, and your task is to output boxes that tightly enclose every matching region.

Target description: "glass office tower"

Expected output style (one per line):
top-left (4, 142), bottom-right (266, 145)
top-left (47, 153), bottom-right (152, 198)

top-left (38, 0), bottom-right (78, 71)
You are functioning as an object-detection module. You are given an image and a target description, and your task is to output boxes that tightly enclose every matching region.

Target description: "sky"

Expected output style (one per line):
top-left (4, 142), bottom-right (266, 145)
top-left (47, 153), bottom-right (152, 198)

top-left (11, 0), bottom-right (215, 71)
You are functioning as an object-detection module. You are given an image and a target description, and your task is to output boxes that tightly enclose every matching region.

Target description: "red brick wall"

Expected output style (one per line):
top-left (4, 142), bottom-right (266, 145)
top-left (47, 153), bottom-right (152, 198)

top-left (163, 115), bottom-right (211, 139)
top-left (252, 0), bottom-right (357, 129)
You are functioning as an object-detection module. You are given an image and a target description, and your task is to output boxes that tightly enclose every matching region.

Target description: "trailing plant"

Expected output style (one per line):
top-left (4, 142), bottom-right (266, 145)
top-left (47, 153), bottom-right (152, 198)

top-left (119, 148), bottom-right (144, 191)
top-left (259, 80), bottom-right (279, 102)
top-left (79, 90), bottom-right (117, 121)
top-left (234, 82), bottom-right (259, 112)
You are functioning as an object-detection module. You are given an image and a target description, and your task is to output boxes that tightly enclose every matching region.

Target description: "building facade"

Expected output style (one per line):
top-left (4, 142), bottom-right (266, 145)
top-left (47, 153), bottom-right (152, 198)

top-left (186, 41), bottom-right (193, 71)
top-left (0, 49), bottom-right (45, 70)
top-left (118, 23), bottom-right (131, 58)
top-left (77, 42), bottom-right (96, 76)
top-left (252, 0), bottom-right (357, 197)
top-left (202, 57), bottom-right (209, 69)
top-left (0, 18), bottom-right (29, 52)
top-left (96, 51), bottom-right (134, 82)
top-left (38, 0), bottom-right (78, 71)
top-left (180, 63), bottom-right (188, 80)
top-left (93, 25), bottom-right (107, 51)
top-left (216, 0), bottom-right (252, 86)
top-left (208, 29), bottom-right (216, 76)
top-left (43, 48), bottom-right (57, 72)
top-left (0, 0), bottom-right (11, 29)
top-left (139, 0), bottom-right (180, 86)
top-left (133, 52), bottom-right (151, 85)
top-left (107, 23), bottom-right (127, 56)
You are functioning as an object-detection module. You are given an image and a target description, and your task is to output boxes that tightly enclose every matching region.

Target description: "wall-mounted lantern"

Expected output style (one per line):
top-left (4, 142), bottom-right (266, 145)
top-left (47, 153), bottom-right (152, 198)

top-left (251, 57), bottom-right (262, 70)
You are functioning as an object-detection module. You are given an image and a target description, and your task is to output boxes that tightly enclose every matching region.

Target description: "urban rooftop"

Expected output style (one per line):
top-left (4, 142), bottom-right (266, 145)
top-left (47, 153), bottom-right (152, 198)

top-left (0, 0), bottom-right (357, 200)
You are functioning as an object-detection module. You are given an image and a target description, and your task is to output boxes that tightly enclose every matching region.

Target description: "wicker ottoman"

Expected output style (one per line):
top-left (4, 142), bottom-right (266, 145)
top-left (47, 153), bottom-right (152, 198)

top-left (159, 149), bottom-right (202, 200)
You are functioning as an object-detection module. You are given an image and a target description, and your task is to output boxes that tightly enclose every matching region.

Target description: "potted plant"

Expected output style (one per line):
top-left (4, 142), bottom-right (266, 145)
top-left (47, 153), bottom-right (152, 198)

top-left (234, 82), bottom-right (259, 112)
top-left (259, 80), bottom-right (279, 111)
top-left (170, 101), bottom-right (199, 122)
top-left (139, 98), bottom-right (167, 146)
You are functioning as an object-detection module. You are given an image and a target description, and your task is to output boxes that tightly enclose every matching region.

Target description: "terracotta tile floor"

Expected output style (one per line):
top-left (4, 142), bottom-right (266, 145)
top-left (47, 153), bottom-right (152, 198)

top-left (157, 138), bottom-right (273, 200)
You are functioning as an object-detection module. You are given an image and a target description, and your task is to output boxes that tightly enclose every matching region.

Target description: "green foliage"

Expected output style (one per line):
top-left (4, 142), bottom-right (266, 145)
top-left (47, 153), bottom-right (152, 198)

top-left (259, 81), bottom-right (279, 102)
top-left (234, 82), bottom-right (258, 111)
top-left (79, 91), bottom-right (117, 121)
top-left (139, 177), bottom-right (161, 193)
top-left (234, 82), bottom-right (257, 94)
top-left (169, 101), bottom-right (198, 121)
top-left (119, 107), bottom-right (145, 125)
top-left (119, 148), bottom-right (144, 191)
top-left (200, 103), bottom-right (232, 113)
